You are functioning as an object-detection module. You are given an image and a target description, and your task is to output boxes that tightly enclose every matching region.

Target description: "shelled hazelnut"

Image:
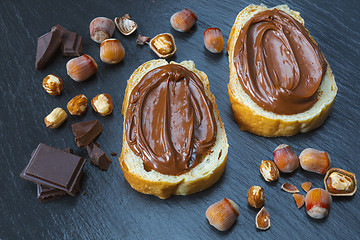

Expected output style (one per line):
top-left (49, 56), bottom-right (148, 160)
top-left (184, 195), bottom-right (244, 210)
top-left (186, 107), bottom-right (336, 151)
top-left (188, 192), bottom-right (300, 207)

top-left (324, 168), bottom-right (357, 196)
top-left (44, 107), bottom-right (67, 129)
top-left (67, 95), bottom-right (88, 116)
top-left (42, 74), bottom-right (63, 96)
top-left (259, 160), bottom-right (280, 182)
top-left (247, 186), bottom-right (265, 208)
top-left (91, 93), bottom-right (113, 116)
top-left (149, 33), bottom-right (176, 58)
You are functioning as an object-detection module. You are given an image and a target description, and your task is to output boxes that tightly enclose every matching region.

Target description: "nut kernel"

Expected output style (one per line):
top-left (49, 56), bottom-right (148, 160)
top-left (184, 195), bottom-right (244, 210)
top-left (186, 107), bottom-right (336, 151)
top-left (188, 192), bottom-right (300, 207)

top-left (44, 107), bottom-right (67, 129)
top-left (259, 160), bottom-right (280, 182)
top-left (91, 93), bottom-right (113, 116)
top-left (42, 74), bottom-right (63, 96)
top-left (324, 168), bottom-right (357, 196)
top-left (149, 33), bottom-right (177, 58)
top-left (67, 94), bottom-right (88, 115)
top-left (247, 186), bottom-right (265, 208)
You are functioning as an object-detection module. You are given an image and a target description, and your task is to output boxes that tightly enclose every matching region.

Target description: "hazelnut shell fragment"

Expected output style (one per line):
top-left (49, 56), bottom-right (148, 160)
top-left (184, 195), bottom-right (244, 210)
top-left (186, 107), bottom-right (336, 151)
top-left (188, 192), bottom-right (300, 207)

top-left (324, 168), bottom-right (357, 196)
top-left (255, 207), bottom-right (270, 230)
top-left (149, 33), bottom-right (176, 59)
top-left (293, 193), bottom-right (305, 209)
top-left (206, 198), bottom-right (239, 231)
top-left (114, 14), bottom-right (137, 36)
top-left (301, 182), bottom-right (312, 193)
top-left (273, 144), bottom-right (299, 173)
top-left (281, 182), bottom-right (299, 193)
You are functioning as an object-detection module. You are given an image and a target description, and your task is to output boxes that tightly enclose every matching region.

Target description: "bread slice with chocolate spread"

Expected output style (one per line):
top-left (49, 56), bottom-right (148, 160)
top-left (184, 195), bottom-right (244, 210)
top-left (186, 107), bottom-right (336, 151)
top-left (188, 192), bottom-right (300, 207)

top-left (120, 59), bottom-right (228, 199)
top-left (227, 4), bottom-right (337, 137)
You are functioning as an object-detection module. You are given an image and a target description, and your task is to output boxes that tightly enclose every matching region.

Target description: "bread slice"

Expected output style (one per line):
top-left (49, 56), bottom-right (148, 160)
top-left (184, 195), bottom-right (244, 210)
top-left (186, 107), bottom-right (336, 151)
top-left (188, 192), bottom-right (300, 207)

top-left (227, 4), bottom-right (337, 137)
top-left (120, 59), bottom-right (228, 199)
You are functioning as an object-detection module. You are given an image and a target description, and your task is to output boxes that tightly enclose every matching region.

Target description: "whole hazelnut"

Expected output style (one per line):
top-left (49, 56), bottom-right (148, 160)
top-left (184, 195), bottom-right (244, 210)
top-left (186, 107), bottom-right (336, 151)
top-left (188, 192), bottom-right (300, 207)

top-left (305, 188), bottom-right (332, 219)
top-left (247, 186), bottom-right (265, 208)
top-left (206, 198), bottom-right (239, 231)
top-left (42, 74), bottom-right (63, 96)
top-left (100, 39), bottom-right (125, 64)
top-left (91, 93), bottom-right (113, 116)
top-left (273, 144), bottom-right (299, 173)
top-left (67, 94), bottom-right (88, 115)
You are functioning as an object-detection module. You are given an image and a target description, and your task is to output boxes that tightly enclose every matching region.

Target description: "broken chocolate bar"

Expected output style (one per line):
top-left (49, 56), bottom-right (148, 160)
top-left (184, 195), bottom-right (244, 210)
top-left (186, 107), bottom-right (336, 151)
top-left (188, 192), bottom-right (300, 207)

top-left (71, 120), bottom-right (103, 147)
top-left (35, 28), bottom-right (63, 70)
top-left (52, 25), bottom-right (83, 56)
top-left (87, 142), bottom-right (112, 170)
top-left (37, 184), bottom-right (67, 203)
top-left (20, 143), bottom-right (86, 197)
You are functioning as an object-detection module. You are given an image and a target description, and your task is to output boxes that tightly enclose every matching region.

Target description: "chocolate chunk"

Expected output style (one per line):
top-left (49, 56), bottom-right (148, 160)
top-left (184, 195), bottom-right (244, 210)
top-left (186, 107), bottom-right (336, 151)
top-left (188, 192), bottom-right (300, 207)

top-left (37, 184), bottom-right (67, 203)
top-left (35, 28), bottom-right (63, 70)
top-left (72, 120), bottom-right (103, 147)
top-left (53, 24), bottom-right (83, 57)
top-left (86, 142), bottom-right (112, 170)
top-left (20, 143), bottom-right (86, 197)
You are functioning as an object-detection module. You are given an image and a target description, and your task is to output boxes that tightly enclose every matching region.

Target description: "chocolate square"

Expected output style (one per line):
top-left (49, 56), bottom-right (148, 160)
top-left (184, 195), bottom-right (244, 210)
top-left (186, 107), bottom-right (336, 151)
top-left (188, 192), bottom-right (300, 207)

top-left (35, 28), bottom-right (63, 70)
top-left (37, 184), bottom-right (67, 203)
top-left (72, 120), bottom-right (103, 147)
top-left (20, 143), bottom-right (86, 196)
top-left (86, 142), bottom-right (112, 170)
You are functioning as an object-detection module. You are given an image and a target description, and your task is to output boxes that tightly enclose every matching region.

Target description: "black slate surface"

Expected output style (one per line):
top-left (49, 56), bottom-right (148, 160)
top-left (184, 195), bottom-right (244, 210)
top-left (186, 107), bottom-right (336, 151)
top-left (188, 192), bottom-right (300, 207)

top-left (1, 0), bottom-right (359, 239)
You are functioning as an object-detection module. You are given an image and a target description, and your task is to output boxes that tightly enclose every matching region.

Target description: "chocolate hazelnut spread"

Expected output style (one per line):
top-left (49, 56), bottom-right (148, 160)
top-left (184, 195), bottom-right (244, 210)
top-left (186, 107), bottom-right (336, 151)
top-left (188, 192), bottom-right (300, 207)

top-left (125, 64), bottom-right (217, 175)
top-left (233, 9), bottom-right (327, 115)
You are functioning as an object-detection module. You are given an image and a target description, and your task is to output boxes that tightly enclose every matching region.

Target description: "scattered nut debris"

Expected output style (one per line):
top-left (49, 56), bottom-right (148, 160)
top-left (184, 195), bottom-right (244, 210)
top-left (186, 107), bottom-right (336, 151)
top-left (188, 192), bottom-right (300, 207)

top-left (255, 207), bottom-right (270, 230)
top-left (293, 193), bottom-right (305, 209)
top-left (281, 182), bottom-right (299, 193)
top-left (136, 34), bottom-right (150, 45)
top-left (301, 182), bottom-right (312, 193)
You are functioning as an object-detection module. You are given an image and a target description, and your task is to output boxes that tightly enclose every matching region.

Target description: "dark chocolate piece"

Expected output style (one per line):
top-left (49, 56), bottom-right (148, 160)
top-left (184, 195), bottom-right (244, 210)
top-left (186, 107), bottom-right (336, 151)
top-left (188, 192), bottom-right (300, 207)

top-left (35, 28), bottom-right (63, 70)
top-left (20, 143), bottom-right (86, 196)
top-left (37, 184), bottom-right (67, 203)
top-left (86, 142), bottom-right (112, 170)
top-left (71, 120), bottom-right (103, 147)
top-left (52, 25), bottom-right (83, 56)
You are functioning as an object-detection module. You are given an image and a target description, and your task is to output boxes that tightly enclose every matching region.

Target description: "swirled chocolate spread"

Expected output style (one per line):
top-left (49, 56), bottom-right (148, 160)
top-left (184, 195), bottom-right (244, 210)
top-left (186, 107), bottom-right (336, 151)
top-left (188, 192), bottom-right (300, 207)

top-left (233, 9), bottom-right (327, 115)
top-left (125, 64), bottom-right (217, 175)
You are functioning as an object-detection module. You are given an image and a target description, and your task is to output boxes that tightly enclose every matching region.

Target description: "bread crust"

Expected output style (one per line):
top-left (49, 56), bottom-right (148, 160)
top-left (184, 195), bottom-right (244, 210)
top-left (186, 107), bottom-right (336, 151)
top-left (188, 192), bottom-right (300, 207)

top-left (227, 4), bottom-right (337, 137)
top-left (120, 59), bottom-right (228, 199)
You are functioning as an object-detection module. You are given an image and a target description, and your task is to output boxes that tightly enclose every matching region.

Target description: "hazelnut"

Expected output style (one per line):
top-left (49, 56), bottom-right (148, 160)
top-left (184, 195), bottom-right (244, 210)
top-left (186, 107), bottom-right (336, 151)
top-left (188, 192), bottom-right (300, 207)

top-left (305, 188), bottom-right (332, 219)
top-left (299, 148), bottom-right (331, 174)
top-left (255, 207), bottom-right (270, 230)
top-left (66, 54), bottom-right (98, 82)
top-left (203, 28), bottom-right (225, 53)
top-left (67, 94), bottom-right (88, 115)
top-left (100, 39), bottom-right (125, 64)
top-left (44, 107), bottom-right (67, 129)
top-left (170, 8), bottom-right (197, 32)
top-left (89, 17), bottom-right (115, 43)
top-left (91, 93), bottom-right (113, 116)
top-left (281, 182), bottom-right (299, 193)
top-left (273, 144), bottom-right (299, 173)
top-left (206, 198), bottom-right (239, 231)
top-left (149, 33), bottom-right (177, 58)
top-left (247, 186), bottom-right (265, 208)
top-left (42, 74), bottom-right (63, 96)
top-left (259, 160), bottom-right (280, 182)
top-left (324, 168), bottom-right (357, 196)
